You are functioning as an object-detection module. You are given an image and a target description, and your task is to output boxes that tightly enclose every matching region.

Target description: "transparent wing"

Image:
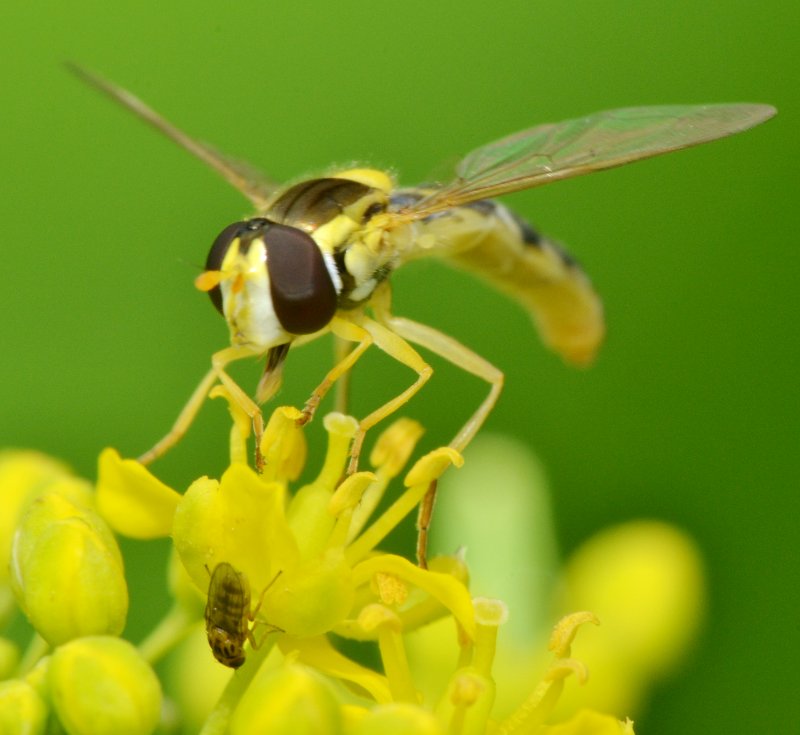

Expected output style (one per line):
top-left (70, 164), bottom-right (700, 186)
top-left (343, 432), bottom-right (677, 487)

top-left (393, 104), bottom-right (775, 221)
top-left (66, 63), bottom-right (278, 209)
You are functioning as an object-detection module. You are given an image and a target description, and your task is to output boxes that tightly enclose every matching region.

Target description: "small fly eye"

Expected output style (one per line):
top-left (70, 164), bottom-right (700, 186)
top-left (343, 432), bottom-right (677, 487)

top-left (263, 224), bottom-right (338, 334)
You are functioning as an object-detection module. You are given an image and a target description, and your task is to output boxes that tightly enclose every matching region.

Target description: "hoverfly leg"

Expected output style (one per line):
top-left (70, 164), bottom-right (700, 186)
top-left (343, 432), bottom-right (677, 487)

top-left (137, 367), bottom-right (218, 465)
top-left (372, 312), bottom-right (504, 567)
top-left (209, 347), bottom-right (266, 470)
top-left (416, 479), bottom-right (438, 569)
top-left (138, 345), bottom-right (259, 465)
top-left (333, 337), bottom-right (355, 415)
top-left (344, 317), bottom-right (432, 475)
top-left (297, 317), bottom-right (373, 427)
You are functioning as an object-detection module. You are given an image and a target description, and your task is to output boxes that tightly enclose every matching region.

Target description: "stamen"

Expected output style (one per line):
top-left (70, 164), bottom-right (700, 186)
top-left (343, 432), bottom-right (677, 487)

top-left (358, 605), bottom-right (416, 703)
top-left (471, 597), bottom-right (508, 677)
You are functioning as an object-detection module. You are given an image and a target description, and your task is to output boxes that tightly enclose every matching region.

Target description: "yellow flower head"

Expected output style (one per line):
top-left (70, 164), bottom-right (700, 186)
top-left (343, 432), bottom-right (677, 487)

top-left (0, 399), bottom-right (703, 734)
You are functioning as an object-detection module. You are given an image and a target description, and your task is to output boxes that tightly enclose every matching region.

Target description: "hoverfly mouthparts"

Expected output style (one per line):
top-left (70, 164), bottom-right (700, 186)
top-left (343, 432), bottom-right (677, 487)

top-left (204, 217), bottom-right (339, 335)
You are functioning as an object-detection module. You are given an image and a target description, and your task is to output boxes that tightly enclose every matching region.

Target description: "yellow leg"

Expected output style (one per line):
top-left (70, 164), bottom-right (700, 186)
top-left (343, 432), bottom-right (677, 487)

top-left (298, 312), bottom-right (432, 474)
top-left (346, 317), bottom-right (433, 474)
top-left (137, 345), bottom-right (261, 465)
top-left (333, 336), bottom-right (354, 415)
top-left (373, 299), bottom-right (504, 567)
top-left (380, 316), bottom-right (504, 452)
top-left (298, 317), bottom-right (373, 426)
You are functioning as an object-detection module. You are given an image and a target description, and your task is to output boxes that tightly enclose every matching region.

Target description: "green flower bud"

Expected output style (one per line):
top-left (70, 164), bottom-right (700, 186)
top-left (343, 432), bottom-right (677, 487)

top-left (0, 679), bottom-right (48, 735)
top-left (351, 703), bottom-right (443, 735)
top-left (48, 636), bottom-right (162, 735)
top-left (230, 663), bottom-right (341, 735)
top-left (11, 493), bottom-right (128, 646)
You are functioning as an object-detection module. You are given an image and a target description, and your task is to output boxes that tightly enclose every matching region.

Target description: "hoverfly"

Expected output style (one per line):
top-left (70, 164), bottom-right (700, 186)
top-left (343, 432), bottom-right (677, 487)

top-left (68, 65), bottom-right (774, 564)
top-left (204, 562), bottom-right (280, 669)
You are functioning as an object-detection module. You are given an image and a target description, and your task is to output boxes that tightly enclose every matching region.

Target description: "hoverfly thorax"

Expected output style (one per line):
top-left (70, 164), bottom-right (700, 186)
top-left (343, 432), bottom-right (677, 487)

top-left (200, 217), bottom-right (341, 353)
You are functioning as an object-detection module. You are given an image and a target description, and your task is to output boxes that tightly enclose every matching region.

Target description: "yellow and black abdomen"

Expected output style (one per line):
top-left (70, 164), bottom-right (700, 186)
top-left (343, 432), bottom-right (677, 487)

top-left (391, 192), bottom-right (605, 365)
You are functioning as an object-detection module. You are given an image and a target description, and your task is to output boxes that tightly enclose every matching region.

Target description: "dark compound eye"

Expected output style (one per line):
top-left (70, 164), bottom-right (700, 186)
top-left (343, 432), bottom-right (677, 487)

top-left (205, 219), bottom-right (272, 314)
top-left (263, 223), bottom-right (338, 335)
top-left (205, 221), bottom-right (248, 314)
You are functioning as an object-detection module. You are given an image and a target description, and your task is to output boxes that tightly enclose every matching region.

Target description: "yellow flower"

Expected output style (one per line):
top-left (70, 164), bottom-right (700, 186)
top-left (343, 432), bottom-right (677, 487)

top-left (3, 396), bottom-right (701, 734)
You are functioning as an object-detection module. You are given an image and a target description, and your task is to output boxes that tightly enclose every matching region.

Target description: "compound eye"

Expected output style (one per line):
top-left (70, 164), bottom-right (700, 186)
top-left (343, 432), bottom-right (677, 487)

top-left (205, 220), bottom-right (249, 314)
top-left (205, 219), bottom-right (270, 313)
top-left (263, 224), bottom-right (338, 334)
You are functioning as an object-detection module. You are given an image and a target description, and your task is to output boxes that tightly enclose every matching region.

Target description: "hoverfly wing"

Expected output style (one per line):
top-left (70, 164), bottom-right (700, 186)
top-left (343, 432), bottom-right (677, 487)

top-left (65, 63), bottom-right (278, 210)
top-left (392, 104), bottom-right (776, 221)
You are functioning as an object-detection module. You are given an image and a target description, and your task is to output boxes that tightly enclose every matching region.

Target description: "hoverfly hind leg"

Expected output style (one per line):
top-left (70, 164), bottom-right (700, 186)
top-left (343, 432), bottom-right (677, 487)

top-left (372, 311), bottom-right (504, 567)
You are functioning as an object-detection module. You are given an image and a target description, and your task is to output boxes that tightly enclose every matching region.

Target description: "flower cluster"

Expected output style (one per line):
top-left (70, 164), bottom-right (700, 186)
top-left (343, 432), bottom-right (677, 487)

top-left (0, 388), bottom-right (704, 734)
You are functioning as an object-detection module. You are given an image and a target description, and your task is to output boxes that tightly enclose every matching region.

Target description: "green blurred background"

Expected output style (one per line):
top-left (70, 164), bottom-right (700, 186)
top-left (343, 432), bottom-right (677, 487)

top-left (1, 1), bottom-right (797, 732)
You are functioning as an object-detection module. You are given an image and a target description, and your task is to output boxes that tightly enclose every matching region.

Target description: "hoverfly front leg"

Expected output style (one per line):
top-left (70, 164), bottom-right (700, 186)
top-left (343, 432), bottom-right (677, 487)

top-left (138, 345), bottom-right (264, 467)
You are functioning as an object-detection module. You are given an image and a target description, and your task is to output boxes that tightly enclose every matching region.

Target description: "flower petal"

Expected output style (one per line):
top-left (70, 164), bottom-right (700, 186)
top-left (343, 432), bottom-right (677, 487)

top-left (96, 449), bottom-right (180, 539)
top-left (172, 463), bottom-right (298, 593)
top-left (282, 635), bottom-right (392, 704)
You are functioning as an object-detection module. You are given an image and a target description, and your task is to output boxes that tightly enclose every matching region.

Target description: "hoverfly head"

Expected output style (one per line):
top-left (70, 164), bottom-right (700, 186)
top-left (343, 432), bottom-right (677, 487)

top-left (197, 218), bottom-right (340, 350)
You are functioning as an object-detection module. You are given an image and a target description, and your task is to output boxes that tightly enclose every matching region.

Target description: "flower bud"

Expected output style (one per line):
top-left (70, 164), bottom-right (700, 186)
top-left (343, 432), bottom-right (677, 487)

top-left (11, 493), bottom-right (128, 646)
top-left (560, 520), bottom-right (704, 676)
top-left (0, 679), bottom-right (48, 735)
top-left (48, 636), bottom-right (162, 735)
top-left (0, 451), bottom-right (92, 586)
top-left (0, 637), bottom-right (20, 680)
top-left (555, 521), bottom-right (704, 718)
top-left (230, 663), bottom-right (341, 735)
